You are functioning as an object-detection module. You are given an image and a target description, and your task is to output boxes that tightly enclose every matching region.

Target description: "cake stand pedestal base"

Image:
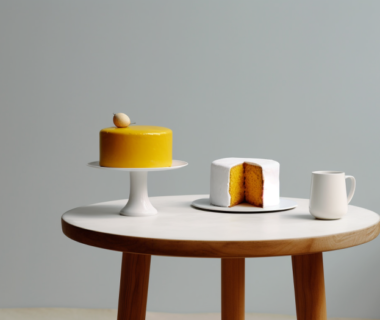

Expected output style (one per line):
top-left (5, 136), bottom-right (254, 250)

top-left (120, 172), bottom-right (157, 217)
top-left (87, 160), bottom-right (188, 217)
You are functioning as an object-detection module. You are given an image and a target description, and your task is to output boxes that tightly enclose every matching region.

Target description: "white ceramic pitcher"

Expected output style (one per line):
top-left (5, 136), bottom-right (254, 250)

top-left (309, 171), bottom-right (356, 220)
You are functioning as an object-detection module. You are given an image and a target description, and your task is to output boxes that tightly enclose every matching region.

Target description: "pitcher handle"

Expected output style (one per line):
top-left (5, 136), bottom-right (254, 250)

top-left (346, 175), bottom-right (356, 204)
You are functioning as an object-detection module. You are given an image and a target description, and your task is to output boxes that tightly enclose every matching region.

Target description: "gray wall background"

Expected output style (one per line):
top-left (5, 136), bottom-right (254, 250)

top-left (1, 0), bottom-right (380, 318)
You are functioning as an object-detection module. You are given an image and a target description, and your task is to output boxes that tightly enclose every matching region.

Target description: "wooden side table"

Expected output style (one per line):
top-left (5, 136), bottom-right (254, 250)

top-left (62, 195), bottom-right (380, 320)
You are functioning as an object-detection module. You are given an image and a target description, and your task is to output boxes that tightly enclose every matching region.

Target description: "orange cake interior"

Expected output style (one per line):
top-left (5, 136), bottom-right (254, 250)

top-left (228, 163), bottom-right (264, 207)
top-left (229, 164), bottom-right (245, 207)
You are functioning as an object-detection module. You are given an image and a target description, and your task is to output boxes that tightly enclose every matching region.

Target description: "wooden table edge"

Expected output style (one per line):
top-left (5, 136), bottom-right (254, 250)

top-left (61, 218), bottom-right (380, 258)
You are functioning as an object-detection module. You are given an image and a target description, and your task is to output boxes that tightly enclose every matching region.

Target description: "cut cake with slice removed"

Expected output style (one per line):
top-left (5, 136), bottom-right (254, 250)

top-left (210, 158), bottom-right (280, 208)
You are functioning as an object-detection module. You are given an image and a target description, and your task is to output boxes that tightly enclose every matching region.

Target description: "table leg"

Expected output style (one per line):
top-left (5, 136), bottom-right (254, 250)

top-left (117, 253), bottom-right (151, 320)
top-left (292, 253), bottom-right (327, 320)
top-left (221, 258), bottom-right (245, 320)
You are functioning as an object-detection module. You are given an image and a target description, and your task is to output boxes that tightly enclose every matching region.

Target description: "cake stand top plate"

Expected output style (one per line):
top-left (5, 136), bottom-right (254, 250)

top-left (88, 160), bottom-right (188, 171)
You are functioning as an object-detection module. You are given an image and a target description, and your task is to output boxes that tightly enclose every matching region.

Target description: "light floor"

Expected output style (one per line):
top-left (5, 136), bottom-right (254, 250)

top-left (0, 309), bottom-right (372, 320)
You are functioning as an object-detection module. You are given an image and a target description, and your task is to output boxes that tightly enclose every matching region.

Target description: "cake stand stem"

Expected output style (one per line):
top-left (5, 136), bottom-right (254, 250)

top-left (120, 171), bottom-right (158, 216)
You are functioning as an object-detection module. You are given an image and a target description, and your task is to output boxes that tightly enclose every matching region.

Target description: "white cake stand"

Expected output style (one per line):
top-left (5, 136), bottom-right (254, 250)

top-left (88, 160), bottom-right (188, 217)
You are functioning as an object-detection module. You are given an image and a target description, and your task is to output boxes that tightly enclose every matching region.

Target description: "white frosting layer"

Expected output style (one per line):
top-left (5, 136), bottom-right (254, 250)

top-left (210, 158), bottom-right (280, 207)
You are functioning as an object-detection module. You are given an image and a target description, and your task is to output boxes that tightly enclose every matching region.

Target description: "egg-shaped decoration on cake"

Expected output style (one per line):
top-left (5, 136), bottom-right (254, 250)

top-left (113, 113), bottom-right (131, 128)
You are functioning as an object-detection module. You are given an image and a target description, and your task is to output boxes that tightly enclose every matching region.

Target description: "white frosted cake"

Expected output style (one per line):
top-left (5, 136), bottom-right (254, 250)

top-left (210, 158), bottom-right (280, 208)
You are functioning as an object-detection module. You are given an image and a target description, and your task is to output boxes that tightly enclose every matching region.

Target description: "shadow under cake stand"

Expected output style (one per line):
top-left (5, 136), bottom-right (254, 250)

top-left (88, 160), bottom-right (188, 216)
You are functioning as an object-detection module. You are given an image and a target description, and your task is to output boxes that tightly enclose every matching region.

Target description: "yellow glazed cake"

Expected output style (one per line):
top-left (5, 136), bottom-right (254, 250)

top-left (99, 125), bottom-right (172, 168)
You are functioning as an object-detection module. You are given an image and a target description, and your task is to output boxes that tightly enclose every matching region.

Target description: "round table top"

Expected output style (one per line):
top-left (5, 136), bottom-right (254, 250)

top-left (62, 195), bottom-right (380, 258)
